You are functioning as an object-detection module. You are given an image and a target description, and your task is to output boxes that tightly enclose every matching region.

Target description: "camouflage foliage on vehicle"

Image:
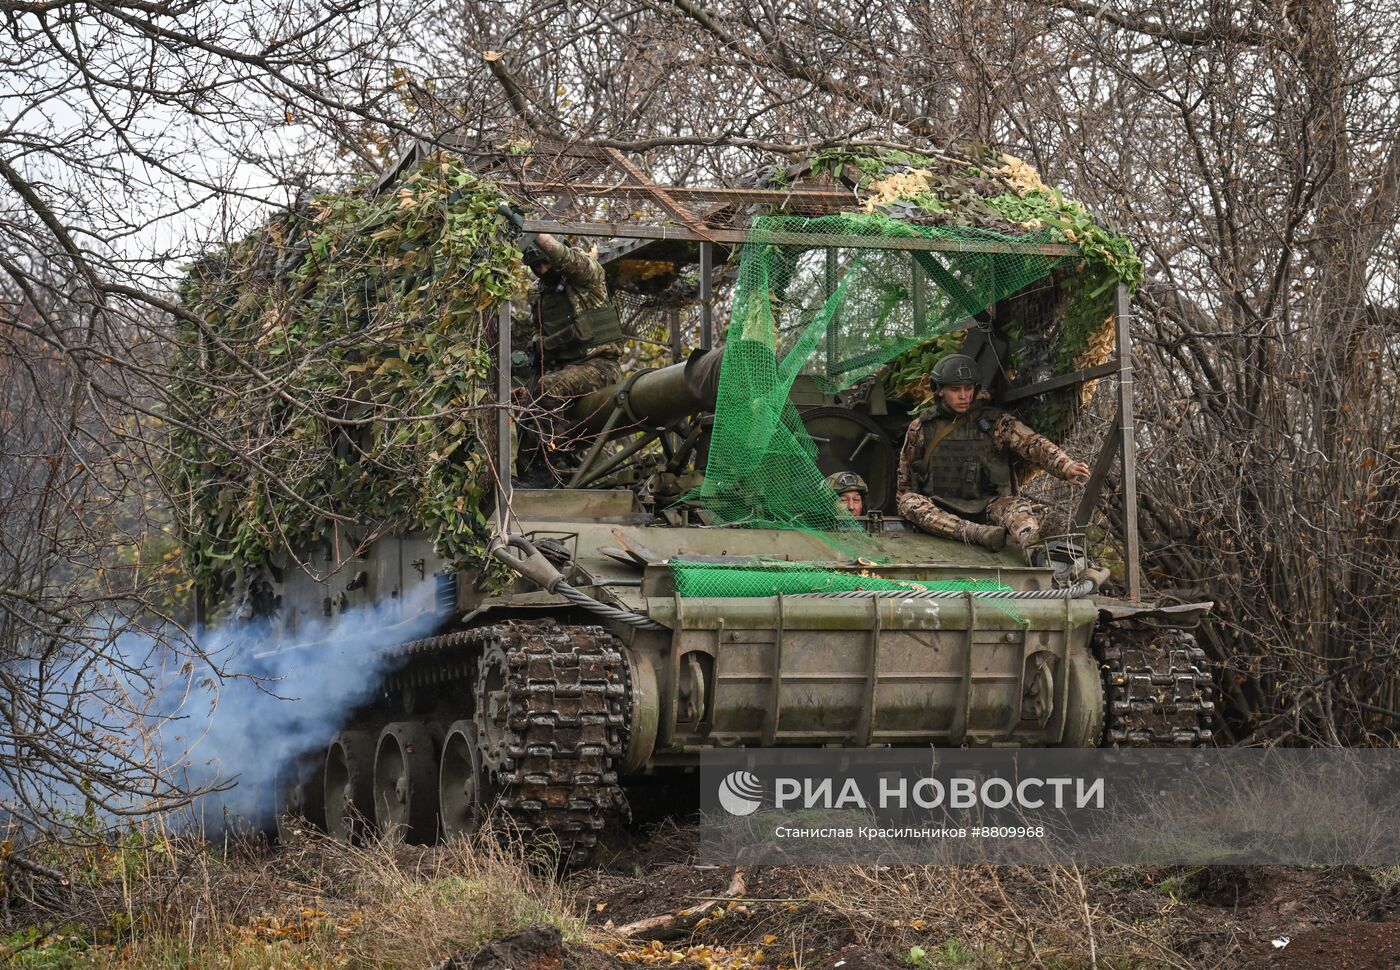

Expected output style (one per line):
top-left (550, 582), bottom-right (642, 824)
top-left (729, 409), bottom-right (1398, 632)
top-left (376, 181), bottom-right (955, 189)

top-left (163, 154), bottom-right (520, 594)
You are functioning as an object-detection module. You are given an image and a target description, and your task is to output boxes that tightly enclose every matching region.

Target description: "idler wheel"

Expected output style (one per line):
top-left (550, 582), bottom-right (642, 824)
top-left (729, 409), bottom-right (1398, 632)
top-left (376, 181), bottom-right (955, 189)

top-left (439, 720), bottom-right (493, 839)
top-left (374, 721), bottom-right (439, 843)
top-left (274, 752), bottom-right (326, 842)
top-left (323, 730), bottom-right (375, 843)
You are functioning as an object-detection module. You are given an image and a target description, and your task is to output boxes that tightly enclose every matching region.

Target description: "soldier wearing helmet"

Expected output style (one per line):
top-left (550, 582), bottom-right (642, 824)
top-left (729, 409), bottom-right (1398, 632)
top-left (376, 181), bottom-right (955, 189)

top-left (513, 232), bottom-right (626, 485)
top-left (895, 353), bottom-right (1091, 552)
top-left (826, 471), bottom-right (867, 516)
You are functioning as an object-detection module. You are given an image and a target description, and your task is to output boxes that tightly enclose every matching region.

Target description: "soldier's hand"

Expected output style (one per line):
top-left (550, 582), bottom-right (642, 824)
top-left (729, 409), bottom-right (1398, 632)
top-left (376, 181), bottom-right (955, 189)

top-left (496, 202), bottom-right (526, 234)
top-left (1065, 461), bottom-right (1091, 485)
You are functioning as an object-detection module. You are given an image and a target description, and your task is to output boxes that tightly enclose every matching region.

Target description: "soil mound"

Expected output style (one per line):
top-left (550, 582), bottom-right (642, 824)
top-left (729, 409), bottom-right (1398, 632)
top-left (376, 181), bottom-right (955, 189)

top-left (1250, 922), bottom-right (1400, 969)
top-left (434, 925), bottom-right (623, 970)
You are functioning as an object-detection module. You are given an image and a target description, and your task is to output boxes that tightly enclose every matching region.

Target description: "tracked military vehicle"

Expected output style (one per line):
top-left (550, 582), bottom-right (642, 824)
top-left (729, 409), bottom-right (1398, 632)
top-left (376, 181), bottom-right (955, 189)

top-left (251, 343), bottom-right (1213, 858)
top-left (191, 148), bottom-right (1215, 858)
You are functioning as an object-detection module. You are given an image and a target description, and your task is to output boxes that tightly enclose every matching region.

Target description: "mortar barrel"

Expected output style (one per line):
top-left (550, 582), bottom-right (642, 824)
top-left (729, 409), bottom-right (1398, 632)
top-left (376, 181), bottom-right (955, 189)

top-left (569, 348), bottom-right (723, 439)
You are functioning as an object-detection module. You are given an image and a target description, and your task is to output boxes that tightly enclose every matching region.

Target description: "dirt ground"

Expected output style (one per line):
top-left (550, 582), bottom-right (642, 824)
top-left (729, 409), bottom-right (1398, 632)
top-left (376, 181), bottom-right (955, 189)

top-left (434, 925), bottom-right (630, 970)
top-left (6, 811), bottom-right (1399, 969)
top-left (561, 819), bottom-right (1400, 969)
top-left (1244, 922), bottom-right (1400, 970)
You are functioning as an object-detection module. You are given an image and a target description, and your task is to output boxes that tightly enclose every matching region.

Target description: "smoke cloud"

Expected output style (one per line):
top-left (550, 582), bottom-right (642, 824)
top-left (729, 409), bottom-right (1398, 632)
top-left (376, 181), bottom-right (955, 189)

top-left (161, 581), bottom-right (444, 831)
top-left (0, 581), bottom-right (444, 836)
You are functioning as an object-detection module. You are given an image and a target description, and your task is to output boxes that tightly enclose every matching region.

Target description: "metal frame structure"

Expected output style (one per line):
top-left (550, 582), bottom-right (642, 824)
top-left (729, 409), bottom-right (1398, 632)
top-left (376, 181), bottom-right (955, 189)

top-left (502, 214), bottom-right (1142, 600)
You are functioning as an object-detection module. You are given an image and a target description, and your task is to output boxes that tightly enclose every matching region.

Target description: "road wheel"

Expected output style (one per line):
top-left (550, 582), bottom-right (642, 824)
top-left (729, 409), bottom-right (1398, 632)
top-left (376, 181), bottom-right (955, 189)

top-left (374, 722), bottom-right (439, 843)
top-left (324, 730), bottom-right (375, 843)
top-left (440, 720), bottom-right (492, 839)
top-left (274, 753), bottom-right (326, 842)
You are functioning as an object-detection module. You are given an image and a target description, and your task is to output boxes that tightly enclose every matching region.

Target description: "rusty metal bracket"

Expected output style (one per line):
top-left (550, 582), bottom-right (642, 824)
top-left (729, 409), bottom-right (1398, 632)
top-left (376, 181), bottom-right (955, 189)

top-left (1054, 593), bottom-right (1074, 742)
top-left (1070, 404), bottom-right (1123, 533)
top-left (1114, 283), bottom-right (1142, 600)
top-left (855, 594), bottom-right (883, 746)
top-left (659, 592), bottom-right (684, 749)
top-left (604, 147), bottom-right (718, 243)
top-left (1001, 360), bottom-right (1120, 404)
top-left (949, 592), bottom-right (977, 746)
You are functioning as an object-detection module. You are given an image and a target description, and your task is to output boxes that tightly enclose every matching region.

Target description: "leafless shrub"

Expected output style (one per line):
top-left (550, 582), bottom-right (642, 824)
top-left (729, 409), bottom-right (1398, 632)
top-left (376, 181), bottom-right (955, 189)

top-left (4, 0), bottom-right (1398, 843)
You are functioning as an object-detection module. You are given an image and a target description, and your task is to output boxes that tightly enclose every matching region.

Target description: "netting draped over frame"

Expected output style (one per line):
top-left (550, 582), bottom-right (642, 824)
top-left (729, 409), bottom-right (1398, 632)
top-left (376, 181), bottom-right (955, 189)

top-left (670, 560), bottom-right (1013, 598)
top-left (668, 559), bottom-right (1024, 621)
top-left (694, 213), bottom-right (1070, 536)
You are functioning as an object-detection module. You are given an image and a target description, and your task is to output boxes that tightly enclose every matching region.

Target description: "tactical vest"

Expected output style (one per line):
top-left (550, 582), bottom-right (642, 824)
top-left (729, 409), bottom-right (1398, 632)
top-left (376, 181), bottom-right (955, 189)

top-left (912, 403), bottom-right (1013, 516)
top-left (536, 283), bottom-right (624, 365)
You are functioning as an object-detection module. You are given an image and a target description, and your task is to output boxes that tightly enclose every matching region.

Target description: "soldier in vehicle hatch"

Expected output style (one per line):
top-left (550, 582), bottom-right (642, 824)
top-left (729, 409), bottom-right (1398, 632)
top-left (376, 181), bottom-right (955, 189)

top-left (895, 354), bottom-right (1091, 553)
top-left (513, 232), bottom-right (626, 485)
top-left (826, 471), bottom-right (867, 517)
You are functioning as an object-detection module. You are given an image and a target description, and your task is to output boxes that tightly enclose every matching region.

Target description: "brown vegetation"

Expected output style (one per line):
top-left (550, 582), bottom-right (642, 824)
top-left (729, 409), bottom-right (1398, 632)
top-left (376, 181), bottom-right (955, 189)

top-left (2, 7), bottom-right (1399, 962)
top-left (1, 824), bottom-right (583, 968)
top-left (3, 821), bottom-right (1399, 968)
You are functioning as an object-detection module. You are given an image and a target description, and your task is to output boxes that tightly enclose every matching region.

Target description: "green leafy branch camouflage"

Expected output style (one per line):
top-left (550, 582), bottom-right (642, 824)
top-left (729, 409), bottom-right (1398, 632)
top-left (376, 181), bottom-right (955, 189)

top-left (161, 154), bottom-right (520, 593)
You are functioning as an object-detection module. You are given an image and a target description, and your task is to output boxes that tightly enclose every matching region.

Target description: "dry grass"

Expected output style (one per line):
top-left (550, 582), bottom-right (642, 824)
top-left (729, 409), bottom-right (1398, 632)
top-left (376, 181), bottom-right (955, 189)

top-left (1, 821), bottom-right (583, 969)
top-left (6, 816), bottom-right (1396, 970)
top-left (786, 865), bottom-right (1193, 969)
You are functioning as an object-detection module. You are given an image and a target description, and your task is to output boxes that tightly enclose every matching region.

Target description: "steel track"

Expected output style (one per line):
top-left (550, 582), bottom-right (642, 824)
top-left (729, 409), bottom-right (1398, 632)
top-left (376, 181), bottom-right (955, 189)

top-left (380, 621), bottom-right (631, 858)
top-left (1098, 625), bottom-right (1215, 746)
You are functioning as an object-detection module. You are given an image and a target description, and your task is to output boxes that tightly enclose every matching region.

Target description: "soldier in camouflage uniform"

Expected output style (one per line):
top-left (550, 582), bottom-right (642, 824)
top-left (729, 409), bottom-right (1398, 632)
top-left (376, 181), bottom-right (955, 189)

top-left (514, 232), bottom-right (625, 484)
top-left (896, 354), bottom-right (1091, 552)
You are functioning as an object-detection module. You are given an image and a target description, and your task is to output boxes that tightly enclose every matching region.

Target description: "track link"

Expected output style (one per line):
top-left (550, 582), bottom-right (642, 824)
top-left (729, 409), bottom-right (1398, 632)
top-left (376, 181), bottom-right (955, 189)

top-left (381, 621), bottom-right (630, 858)
top-left (1097, 625), bottom-right (1215, 746)
top-left (496, 624), bottom-right (631, 857)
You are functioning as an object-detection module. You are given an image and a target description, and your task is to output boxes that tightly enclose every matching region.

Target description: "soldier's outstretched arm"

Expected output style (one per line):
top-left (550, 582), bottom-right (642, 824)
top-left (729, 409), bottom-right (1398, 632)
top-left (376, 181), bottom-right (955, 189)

top-left (989, 413), bottom-right (1091, 484)
top-left (895, 419), bottom-right (923, 497)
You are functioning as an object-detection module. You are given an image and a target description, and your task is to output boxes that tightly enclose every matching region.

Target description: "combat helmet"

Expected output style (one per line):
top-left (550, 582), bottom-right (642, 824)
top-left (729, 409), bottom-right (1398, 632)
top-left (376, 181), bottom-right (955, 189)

top-left (826, 471), bottom-right (867, 495)
top-left (930, 353), bottom-right (981, 389)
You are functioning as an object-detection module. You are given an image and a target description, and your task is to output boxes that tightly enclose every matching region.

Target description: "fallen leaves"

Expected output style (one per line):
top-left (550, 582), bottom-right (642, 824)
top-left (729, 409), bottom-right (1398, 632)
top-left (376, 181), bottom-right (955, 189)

top-left (604, 938), bottom-right (777, 970)
top-left (237, 907), bottom-right (354, 945)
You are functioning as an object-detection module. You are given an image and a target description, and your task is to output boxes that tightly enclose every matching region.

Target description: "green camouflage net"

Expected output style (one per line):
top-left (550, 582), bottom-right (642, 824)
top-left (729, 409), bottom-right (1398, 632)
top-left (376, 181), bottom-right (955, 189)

top-left (670, 559), bottom-right (1013, 598)
top-left (670, 558), bottom-right (1023, 620)
top-left (695, 212), bottom-right (1069, 537)
top-left (767, 147), bottom-right (1143, 446)
top-left (165, 154), bottom-right (520, 591)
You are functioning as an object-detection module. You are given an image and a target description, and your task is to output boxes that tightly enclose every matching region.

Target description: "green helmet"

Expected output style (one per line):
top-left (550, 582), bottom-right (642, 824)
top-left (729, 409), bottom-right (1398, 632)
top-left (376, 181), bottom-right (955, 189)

top-left (930, 353), bottom-right (981, 389)
top-left (826, 471), bottom-right (867, 495)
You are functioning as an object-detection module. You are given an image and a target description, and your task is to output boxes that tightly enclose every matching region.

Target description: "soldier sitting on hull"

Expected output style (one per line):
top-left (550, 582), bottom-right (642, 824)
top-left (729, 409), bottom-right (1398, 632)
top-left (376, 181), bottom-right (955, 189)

top-left (826, 471), bottom-right (867, 516)
top-left (895, 354), bottom-right (1091, 552)
top-left (513, 232), bottom-right (625, 486)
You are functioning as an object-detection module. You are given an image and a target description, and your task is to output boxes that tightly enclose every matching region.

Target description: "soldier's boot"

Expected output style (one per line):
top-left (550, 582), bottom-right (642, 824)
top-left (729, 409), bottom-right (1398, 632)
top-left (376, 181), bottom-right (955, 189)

top-left (1011, 525), bottom-right (1041, 565)
top-left (963, 523), bottom-right (1008, 552)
